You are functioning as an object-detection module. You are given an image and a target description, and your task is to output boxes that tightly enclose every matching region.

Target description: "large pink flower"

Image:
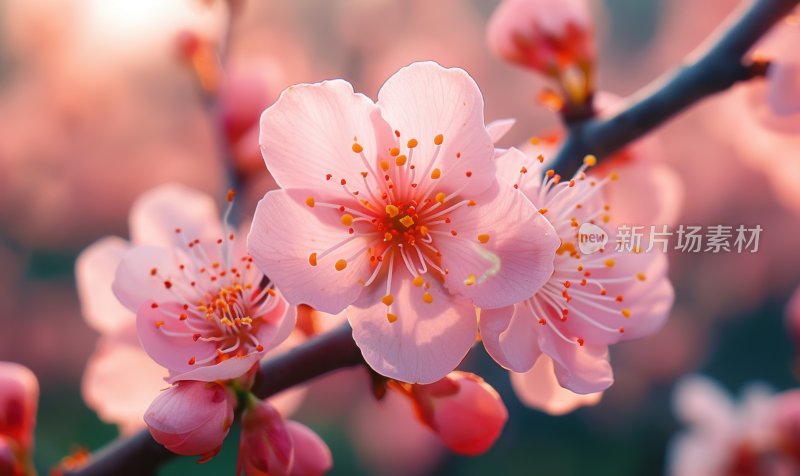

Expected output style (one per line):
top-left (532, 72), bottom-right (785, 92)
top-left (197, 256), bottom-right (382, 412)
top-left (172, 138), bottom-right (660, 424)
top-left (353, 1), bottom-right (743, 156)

top-left (249, 61), bottom-right (559, 383)
top-left (480, 148), bottom-right (674, 396)
top-left (109, 184), bottom-right (295, 384)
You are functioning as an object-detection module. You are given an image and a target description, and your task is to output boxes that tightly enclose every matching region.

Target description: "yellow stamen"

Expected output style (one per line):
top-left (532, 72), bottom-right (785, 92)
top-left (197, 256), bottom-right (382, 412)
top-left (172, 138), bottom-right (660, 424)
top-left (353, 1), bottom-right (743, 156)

top-left (621, 308), bottom-right (632, 318)
top-left (434, 134), bottom-right (443, 145)
top-left (335, 259), bottom-right (347, 271)
top-left (352, 143), bottom-right (363, 153)
top-left (464, 274), bottom-right (476, 286)
top-left (386, 204), bottom-right (400, 217)
top-left (431, 168), bottom-right (441, 179)
top-left (477, 233), bottom-right (490, 244)
top-left (583, 154), bottom-right (597, 167)
top-left (341, 214), bottom-right (354, 226)
top-left (305, 196), bottom-right (315, 207)
top-left (395, 155), bottom-right (407, 166)
top-left (435, 192), bottom-right (446, 204)
top-left (382, 294), bottom-right (394, 306)
top-left (422, 292), bottom-right (433, 304)
top-left (412, 275), bottom-right (424, 287)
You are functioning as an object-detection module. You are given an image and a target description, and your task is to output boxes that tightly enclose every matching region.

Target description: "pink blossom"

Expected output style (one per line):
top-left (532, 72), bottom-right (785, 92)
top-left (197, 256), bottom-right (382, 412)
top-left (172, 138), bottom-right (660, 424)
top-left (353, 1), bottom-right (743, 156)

top-left (237, 399), bottom-right (332, 476)
top-left (249, 61), bottom-right (559, 384)
top-left (110, 184), bottom-right (295, 383)
top-left (480, 148), bottom-right (674, 396)
top-left (0, 362), bottom-right (38, 456)
top-left (486, 0), bottom-right (594, 103)
top-left (510, 354), bottom-right (602, 416)
top-left (144, 380), bottom-right (235, 460)
top-left (77, 186), bottom-right (302, 432)
top-left (407, 371), bottom-right (508, 456)
top-left (668, 376), bottom-right (800, 476)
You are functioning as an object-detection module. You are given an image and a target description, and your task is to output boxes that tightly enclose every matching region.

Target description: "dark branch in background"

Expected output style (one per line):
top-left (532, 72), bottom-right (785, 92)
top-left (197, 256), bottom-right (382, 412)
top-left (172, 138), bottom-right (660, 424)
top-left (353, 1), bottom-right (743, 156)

top-left (61, 0), bottom-right (798, 474)
top-left (62, 325), bottom-right (362, 476)
top-left (552, 0), bottom-right (797, 176)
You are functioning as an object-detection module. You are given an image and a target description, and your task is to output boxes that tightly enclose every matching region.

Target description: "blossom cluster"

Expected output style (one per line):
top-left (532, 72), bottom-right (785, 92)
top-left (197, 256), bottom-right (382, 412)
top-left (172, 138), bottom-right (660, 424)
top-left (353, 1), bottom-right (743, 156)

top-left (9, 0), bottom-right (800, 473)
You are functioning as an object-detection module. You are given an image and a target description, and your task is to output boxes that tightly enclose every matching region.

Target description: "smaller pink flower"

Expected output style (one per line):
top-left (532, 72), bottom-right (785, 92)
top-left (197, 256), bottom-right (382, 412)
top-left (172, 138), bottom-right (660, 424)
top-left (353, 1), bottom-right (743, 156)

top-left (144, 380), bottom-right (235, 460)
top-left (667, 376), bottom-right (800, 476)
top-left (237, 399), bottom-right (332, 476)
top-left (480, 148), bottom-right (674, 397)
top-left (0, 362), bottom-right (38, 456)
top-left (487, 0), bottom-right (595, 103)
top-left (409, 371), bottom-right (508, 456)
top-left (110, 184), bottom-right (295, 384)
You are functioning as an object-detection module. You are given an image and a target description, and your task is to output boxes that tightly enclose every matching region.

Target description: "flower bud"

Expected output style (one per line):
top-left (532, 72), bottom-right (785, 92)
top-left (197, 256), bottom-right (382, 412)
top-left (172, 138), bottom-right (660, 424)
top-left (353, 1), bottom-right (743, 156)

top-left (144, 381), bottom-right (235, 460)
top-left (411, 371), bottom-right (508, 455)
top-left (0, 362), bottom-right (39, 454)
top-left (487, 0), bottom-right (595, 104)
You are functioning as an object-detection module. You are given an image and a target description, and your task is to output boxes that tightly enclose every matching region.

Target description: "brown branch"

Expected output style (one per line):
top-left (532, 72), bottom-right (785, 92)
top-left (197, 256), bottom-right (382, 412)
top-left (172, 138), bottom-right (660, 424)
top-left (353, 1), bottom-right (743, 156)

top-left (551, 0), bottom-right (797, 175)
top-left (61, 325), bottom-right (363, 476)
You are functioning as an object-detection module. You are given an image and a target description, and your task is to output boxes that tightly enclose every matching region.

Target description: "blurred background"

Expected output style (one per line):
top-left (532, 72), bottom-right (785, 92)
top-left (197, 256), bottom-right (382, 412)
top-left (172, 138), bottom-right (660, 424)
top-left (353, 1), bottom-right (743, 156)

top-left (1, 0), bottom-right (799, 474)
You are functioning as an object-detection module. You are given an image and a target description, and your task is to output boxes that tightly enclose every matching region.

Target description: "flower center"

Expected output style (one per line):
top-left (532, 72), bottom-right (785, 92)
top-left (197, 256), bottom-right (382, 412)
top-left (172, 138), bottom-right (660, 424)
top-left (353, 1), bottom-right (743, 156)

top-left (149, 223), bottom-right (279, 367)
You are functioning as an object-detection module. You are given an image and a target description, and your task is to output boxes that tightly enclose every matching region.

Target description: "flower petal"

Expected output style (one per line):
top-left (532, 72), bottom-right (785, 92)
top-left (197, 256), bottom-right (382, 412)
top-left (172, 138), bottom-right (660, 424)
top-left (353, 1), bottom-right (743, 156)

top-left (248, 189), bottom-right (373, 314)
top-left (112, 245), bottom-right (185, 312)
top-left (479, 304), bottom-right (541, 372)
top-left (538, 336), bottom-right (613, 394)
top-left (440, 181), bottom-right (559, 309)
top-left (129, 183), bottom-right (223, 248)
top-left (486, 118), bottom-right (516, 144)
top-left (259, 79), bottom-right (395, 192)
top-left (81, 331), bottom-right (167, 434)
top-left (348, 265), bottom-right (478, 384)
top-left (286, 421), bottom-right (333, 476)
top-left (377, 61), bottom-right (496, 195)
top-left (510, 354), bottom-right (602, 415)
top-left (76, 236), bottom-right (133, 334)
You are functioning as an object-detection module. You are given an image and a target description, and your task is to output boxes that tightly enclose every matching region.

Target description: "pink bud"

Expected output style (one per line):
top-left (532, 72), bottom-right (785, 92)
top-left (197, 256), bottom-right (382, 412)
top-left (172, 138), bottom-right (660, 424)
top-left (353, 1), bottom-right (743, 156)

top-left (237, 400), bottom-right (293, 476)
top-left (0, 436), bottom-right (23, 476)
top-left (487, 0), bottom-right (594, 74)
top-left (286, 421), bottom-right (332, 476)
top-left (412, 372), bottom-right (508, 456)
top-left (144, 381), bottom-right (235, 460)
top-left (0, 362), bottom-right (39, 454)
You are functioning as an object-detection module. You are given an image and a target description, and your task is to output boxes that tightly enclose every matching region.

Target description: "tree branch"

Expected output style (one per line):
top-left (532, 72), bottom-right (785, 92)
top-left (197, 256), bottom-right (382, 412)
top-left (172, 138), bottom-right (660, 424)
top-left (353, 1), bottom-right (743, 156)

top-left (62, 325), bottom-right (363, 476)
top-left (551, 0), bottom-right (797, 175)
